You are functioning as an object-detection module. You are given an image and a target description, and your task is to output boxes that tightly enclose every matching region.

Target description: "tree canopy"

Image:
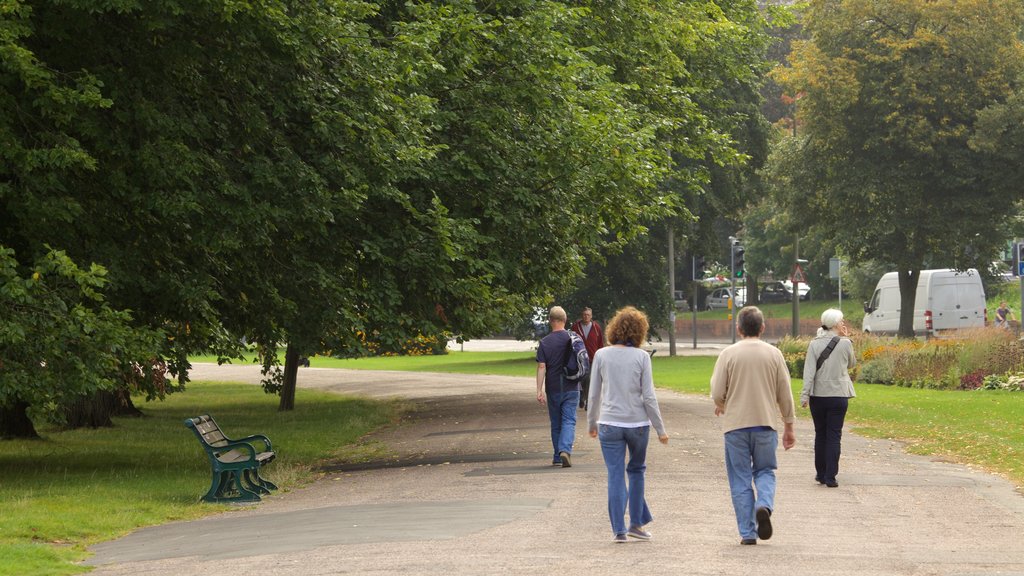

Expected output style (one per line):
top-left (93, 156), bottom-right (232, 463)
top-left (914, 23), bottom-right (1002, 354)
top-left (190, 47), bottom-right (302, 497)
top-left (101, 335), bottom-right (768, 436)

top-left (772, 0), bottom-right (1024, 336)
top-left (2, 0), bottom-right (781, 432)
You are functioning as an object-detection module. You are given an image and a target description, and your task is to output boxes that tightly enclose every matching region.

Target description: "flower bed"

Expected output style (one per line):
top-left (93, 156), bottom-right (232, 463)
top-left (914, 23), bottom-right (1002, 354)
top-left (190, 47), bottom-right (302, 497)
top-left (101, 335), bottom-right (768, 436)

top-left (777, 328), bottom-right (1024, 391)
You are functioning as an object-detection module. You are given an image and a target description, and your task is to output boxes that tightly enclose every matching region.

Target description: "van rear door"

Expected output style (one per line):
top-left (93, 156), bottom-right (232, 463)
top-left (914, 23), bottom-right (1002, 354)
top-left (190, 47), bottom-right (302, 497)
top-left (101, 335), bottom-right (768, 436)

top-left (929, 274), bottom-right (986, 330)
top-left (929, 282), bottom-right (960, 331)
top-left (955, 281), bottom-right (986, 329)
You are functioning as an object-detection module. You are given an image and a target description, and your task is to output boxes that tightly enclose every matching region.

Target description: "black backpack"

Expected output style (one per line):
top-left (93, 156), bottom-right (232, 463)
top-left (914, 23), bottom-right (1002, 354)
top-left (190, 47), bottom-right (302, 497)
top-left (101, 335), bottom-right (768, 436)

top-left (564, 331), bottom-right (590, 381)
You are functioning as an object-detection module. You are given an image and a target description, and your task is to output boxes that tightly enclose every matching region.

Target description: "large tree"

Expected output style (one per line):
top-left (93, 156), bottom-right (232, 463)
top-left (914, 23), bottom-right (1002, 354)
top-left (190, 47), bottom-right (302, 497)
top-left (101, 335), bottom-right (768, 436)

top-left (2, 0), bottom-right (439, 421)
top-left (774, 0), bottom-right (1024, 336)
top-left (560, 0), bottom-right (778, 323)
top-left (0, 248), bottom-right (161, 438)
top-left (1, 0), bottom-right (687, 418)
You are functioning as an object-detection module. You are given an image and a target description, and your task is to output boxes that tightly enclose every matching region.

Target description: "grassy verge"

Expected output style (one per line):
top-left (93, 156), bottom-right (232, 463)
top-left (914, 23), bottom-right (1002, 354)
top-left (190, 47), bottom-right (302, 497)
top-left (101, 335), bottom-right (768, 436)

top-left (653, 356), bottom-right (1022, 488)
top-left (189, 351), bottom-right (542, 375)
top-left (0, 382), bottom-right (403, 576)
top-left (840, 384), bottom-right (1024, 482)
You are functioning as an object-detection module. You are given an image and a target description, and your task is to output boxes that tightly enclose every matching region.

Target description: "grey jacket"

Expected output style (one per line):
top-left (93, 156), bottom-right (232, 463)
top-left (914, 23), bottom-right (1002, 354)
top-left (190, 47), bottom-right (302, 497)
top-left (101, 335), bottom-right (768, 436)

top-left (800, 333), bottom-right (856, 404)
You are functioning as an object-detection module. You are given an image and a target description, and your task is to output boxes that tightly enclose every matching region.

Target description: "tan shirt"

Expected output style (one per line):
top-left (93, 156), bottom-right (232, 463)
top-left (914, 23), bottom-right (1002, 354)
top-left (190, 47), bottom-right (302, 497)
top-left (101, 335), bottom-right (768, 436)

top-left (710, 338), bottom-right (796, 433)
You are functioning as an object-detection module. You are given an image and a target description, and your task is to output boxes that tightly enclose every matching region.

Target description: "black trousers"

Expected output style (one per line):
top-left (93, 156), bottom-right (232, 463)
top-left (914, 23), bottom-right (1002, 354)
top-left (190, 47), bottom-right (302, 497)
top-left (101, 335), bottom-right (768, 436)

top-left (579, 370), bottom-right (591, 409)
top-left (809, 396), bottom-right (849, 483)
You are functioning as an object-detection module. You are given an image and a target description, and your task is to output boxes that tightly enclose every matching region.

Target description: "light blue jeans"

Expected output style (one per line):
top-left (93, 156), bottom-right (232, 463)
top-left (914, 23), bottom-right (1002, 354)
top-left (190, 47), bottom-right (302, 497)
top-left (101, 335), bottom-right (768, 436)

top-left (599, 424), bottom-right (653, 535)
top-left (723, 427), bottom-right (778, 540)
top-left (546, 390), bottom-right (579, 462)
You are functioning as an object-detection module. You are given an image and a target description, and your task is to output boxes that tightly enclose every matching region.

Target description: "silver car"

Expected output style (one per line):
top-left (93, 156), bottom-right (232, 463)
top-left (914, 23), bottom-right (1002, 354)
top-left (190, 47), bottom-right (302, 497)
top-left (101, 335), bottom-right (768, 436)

top-left (705, 287), bottom-right (746, 310)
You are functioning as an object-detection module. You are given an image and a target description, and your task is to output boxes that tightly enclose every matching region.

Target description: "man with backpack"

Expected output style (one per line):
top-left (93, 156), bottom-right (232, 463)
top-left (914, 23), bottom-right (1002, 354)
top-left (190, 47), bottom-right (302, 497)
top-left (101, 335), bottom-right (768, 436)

top-left (571, 307), bottom-right (604, 410)
top-left (536, 306), bottom-right (589, 467)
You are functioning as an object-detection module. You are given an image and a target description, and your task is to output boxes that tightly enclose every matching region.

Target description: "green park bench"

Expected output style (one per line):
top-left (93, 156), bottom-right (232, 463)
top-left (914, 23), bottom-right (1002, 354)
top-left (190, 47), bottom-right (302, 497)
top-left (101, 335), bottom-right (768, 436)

top-left (184, 414), bottom-right (278, 503)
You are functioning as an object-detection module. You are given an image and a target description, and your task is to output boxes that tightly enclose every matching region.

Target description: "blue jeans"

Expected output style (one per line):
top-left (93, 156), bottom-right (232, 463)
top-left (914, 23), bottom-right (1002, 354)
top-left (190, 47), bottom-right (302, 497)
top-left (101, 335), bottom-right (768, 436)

top-left (546, 390), bottom-right (579, 461)
top-left (599, 424), bottom-right (653, 535)
top-left (723, 428), bottom-right (778, 540)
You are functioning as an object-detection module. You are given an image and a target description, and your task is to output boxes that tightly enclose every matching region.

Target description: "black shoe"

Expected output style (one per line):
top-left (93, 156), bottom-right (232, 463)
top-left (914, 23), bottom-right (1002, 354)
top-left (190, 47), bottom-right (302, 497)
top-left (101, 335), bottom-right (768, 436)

top-left (815, 476), bottom-right (825, 484)
top-left (559, 451), bottom-right (571, 468)
top-left (756, 507), bottom-right (773, 540)
top-left (740, 538), bottom-right (757, 545)
top-left (825, 480), bottom-right (839, 488)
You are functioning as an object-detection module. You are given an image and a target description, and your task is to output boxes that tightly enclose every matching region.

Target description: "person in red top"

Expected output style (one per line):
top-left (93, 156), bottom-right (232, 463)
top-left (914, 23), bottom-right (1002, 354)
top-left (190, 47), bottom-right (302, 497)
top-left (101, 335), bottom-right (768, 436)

top-left (571, 307), bottom-right (605, 410)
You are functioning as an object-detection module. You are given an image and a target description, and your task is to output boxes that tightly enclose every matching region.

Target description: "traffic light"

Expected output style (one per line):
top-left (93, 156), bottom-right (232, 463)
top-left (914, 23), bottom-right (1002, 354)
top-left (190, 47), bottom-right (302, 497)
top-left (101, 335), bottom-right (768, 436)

top-left (692, 255), bottom-right (706, 281)
top-left (733, 244), bottom-right (745, 278)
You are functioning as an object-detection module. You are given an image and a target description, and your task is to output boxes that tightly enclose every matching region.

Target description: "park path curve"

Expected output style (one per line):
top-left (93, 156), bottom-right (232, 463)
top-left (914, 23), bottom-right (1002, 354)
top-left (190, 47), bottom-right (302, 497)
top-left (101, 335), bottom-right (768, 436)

top-left (86, 363), bottom-right (1024, 576)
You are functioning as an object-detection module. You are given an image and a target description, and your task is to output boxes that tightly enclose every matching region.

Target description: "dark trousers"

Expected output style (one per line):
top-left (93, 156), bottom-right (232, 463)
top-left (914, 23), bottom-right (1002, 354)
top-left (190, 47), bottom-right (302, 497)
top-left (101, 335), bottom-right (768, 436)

top-left (579, 370), bottom-right (591, 409)
top-left (809, 396), bottom-right (849, 483)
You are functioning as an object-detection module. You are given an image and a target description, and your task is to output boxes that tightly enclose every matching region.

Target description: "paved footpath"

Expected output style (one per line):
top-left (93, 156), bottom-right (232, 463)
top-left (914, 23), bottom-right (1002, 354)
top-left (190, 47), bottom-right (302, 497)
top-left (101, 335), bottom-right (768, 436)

top-left (86, 363), bottom-right (1024, 576)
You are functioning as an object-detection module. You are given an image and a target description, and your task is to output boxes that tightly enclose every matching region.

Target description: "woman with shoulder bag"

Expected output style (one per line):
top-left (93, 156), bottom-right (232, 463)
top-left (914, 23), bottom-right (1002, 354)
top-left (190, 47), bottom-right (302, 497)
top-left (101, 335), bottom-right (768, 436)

top-left (801, 309), bottom-right (856, 488)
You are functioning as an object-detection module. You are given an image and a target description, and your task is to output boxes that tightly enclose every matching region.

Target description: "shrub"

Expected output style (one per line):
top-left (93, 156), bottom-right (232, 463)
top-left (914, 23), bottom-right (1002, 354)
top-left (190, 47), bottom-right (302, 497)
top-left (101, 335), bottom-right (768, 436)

top-left (981, 339), bottom-right (1024, 375)
top-left (958, 369), bottom-right (988, 390)
top-left (776, 335), bottom-right (811, 356)
top-left (783, 352), bottom-right (805, 378)
top-left (891, 344), bottom-right (961, 387)
top-left (859, 357), bottom-right (895, 385)
top-left (981, 373), bottom-right (1024, 391)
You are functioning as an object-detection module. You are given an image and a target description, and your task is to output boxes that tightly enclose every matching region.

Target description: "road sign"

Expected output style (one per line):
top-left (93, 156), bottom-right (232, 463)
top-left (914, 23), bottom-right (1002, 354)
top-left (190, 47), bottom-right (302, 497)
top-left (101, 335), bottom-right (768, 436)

top-left (1019, 261), bottom-right (1023, 276)
top-left (829, 257), bottom-right (841, 279)
top-left (791, 263), bottom-right (806, 284)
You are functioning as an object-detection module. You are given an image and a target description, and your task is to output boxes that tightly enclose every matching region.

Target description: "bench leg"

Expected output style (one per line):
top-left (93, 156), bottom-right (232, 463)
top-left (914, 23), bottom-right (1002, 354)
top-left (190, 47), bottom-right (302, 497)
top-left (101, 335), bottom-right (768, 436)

top-left (202, 470), bottom-right (230, 502)
top-left (242, 467), bottom-right (278, 493)
top-left (202, 470), bottom-right (261, 503)
top-left (228, 470), bottom-right (262, 502)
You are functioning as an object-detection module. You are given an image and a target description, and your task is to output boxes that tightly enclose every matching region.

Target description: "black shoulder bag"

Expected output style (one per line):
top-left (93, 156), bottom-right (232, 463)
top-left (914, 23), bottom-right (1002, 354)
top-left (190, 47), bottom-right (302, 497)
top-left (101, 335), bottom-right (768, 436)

top-left (815, 337), bottom-right (841, 372)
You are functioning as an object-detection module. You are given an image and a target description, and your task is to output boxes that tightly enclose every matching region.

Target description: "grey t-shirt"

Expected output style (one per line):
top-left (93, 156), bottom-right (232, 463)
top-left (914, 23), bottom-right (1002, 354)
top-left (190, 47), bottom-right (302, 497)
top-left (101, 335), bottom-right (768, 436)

top-left (586, 346), bottom-right (666, 436)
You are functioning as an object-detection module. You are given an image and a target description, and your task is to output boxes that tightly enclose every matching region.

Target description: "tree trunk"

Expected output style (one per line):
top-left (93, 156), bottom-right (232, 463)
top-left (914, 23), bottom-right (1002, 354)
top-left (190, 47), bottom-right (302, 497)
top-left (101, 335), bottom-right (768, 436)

top-left (278, 343), bottom-right (300, 411)
top-left (0, 400), bottom-right (39, 439)
top-left (897, 269), bottom-right (920, 339)
top-left (113, 390), bottom-right (144, 418)
top-left (63, 390), bottom-right (117, 429)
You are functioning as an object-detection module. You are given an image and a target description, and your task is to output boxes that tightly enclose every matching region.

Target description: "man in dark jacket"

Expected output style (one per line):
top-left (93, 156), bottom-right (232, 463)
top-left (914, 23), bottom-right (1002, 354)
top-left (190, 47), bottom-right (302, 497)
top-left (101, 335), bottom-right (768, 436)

top-left (571, 307), bottom-right (604, 410)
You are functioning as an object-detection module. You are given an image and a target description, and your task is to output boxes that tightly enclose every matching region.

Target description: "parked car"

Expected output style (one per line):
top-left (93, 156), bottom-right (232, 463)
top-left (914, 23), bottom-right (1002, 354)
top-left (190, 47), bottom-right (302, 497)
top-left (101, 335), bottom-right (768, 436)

top-left (758, 281), bottom-right (791, 304)
top-left (781, 280), bottom-right (811, 301)
top-left (705, 287), bottom-right (746, 310)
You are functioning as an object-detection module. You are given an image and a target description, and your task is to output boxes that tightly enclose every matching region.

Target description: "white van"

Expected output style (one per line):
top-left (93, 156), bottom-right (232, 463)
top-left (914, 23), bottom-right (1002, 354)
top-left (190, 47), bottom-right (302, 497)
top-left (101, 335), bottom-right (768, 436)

top-left (862, 269), bottom-right (987, 336)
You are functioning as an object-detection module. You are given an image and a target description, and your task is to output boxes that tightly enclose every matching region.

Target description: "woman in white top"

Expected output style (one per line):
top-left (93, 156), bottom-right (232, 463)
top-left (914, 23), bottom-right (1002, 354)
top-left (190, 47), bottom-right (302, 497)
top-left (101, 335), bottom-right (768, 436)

top-left (587, 306), bottom-right (669, 542)
top-left (801, 308), bottom-right (856, 488)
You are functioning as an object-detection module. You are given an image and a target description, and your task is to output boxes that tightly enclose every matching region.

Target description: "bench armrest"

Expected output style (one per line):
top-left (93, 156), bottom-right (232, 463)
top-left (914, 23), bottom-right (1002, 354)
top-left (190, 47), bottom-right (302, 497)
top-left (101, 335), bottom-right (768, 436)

top-left (213, 440), bottom-right (258, 460)
top-left (230, 434), bottom-right (273, 452)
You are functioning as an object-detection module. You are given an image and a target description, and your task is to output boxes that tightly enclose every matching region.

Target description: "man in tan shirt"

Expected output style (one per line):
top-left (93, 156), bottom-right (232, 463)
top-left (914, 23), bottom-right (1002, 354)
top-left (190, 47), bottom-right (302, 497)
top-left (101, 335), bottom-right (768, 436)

top-left (711, 306), bottom-right (796, 545)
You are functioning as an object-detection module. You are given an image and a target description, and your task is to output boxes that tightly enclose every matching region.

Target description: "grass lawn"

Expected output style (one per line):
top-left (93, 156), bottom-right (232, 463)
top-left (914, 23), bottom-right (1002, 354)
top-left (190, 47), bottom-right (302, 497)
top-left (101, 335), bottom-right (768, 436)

top-left (190, 351), bottom-right (540, 375)
top-left (0, 383), bottom-right (403, 576)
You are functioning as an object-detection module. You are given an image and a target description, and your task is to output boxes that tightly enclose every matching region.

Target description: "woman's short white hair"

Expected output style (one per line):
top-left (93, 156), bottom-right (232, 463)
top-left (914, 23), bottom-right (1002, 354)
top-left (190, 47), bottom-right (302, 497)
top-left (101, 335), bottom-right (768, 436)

top-left (820, 308), bottom-right (844, 331)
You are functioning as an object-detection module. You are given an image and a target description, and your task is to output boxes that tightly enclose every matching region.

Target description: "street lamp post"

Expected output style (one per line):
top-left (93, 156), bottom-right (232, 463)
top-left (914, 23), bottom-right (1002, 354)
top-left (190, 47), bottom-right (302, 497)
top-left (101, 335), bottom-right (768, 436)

top-left (791, 236), bottom-right (799, 337)
top-left (729, 236), bottom-right (738, 344)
